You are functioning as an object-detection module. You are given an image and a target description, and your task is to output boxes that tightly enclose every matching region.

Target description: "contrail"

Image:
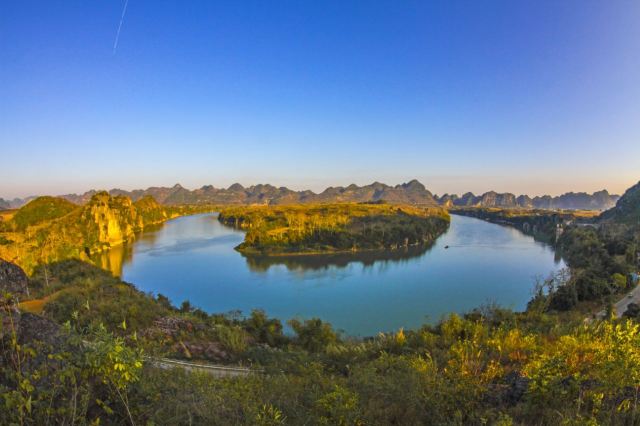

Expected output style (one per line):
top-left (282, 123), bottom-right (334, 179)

top-left (113, 0), bottom-right (129, 54)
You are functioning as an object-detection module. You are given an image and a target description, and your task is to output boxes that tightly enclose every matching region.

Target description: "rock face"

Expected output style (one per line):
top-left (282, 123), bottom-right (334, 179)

top-left (14, 312), bottom-right (64, 347)
top-left (0, 259), bottom-right (29, 298)
top-left (0, 193), bottom-right (172, 274)
top-left (80, 192), bottom-right (168, 249)
top-left (1, 304), bottom-right (66, 371)
top-left (143, 316), bottom-right (230, 362)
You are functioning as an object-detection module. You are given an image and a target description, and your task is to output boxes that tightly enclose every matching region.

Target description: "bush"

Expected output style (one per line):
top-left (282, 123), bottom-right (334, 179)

top-left (288, 318), bottom-right (338, 352)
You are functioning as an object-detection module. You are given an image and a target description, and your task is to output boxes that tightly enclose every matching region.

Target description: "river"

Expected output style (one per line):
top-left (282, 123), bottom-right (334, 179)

top-left (97, 213), bottom-right (564, 336)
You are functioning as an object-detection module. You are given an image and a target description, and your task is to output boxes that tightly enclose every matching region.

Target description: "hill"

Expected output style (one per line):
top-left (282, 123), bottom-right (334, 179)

top-left (599, 180), bottom-right (640, 225)
top-left (11, 196), bottom-right (77, 231)
top-left (0, 192), bottom-right (199, 273)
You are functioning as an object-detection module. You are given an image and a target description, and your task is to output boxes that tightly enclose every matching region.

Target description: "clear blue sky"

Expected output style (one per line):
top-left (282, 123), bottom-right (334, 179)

top-left (1, 1), bottom-right (639, 199)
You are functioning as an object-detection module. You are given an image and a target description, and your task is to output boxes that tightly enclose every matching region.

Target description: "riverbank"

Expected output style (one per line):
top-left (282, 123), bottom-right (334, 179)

top-left (450, 207), bottom-right (598, 244)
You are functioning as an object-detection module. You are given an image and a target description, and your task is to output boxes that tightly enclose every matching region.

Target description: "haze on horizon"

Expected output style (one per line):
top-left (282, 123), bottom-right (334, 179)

top-left (1, 1), bottom-right (639, 200)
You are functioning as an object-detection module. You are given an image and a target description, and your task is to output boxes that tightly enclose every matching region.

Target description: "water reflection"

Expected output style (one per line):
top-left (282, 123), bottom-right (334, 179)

top-left (93, 243), bottom-right (130, 277)
top-left (242, 244), bottom-right (433, 273)
top-left (93, 223), bottom-right (164, 277)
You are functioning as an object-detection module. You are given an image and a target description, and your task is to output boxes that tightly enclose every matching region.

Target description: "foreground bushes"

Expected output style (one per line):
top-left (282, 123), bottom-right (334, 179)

top-left (4, 289), bottom-right (640, 425)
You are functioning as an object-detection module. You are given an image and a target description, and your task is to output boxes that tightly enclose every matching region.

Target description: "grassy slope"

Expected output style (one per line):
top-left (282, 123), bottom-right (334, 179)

top-left (11, 196), bottom-right (77, 231)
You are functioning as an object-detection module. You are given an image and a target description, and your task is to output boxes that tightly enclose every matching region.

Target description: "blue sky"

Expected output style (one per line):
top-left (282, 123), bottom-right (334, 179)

top-left (1, 1), bottom-right (639, 198)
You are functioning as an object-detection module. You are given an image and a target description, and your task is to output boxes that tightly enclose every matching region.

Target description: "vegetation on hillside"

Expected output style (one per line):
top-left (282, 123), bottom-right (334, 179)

top-left (3, 259), bottom-right (640, 425)
top-left (600, 180), bottom-right (640, 226)
top-left (11, 196), bottom-right (77, 231)
top-left (219, 203), bottom-right (450, 254)
top-left (0, 192), bottom-right (213, 274)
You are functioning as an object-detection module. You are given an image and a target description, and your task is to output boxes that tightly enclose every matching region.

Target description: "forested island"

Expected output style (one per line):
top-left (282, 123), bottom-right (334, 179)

top-left (218, 203), bottom-right (450, 255)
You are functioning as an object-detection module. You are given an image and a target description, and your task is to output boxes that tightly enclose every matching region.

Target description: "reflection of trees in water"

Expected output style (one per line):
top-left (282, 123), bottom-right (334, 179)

top-left (93, 244), bottom-right (131, 277)
top-left (243, 244), bottom-right (434, 273)
top-left (92, 224), bottom-right (165, 276)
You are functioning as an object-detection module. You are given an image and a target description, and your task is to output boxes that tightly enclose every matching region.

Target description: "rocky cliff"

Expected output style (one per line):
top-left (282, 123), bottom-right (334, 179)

top-left (0, 193), bottom-right (170, 273)
top-left (599, 181), bottom-right (640, 225)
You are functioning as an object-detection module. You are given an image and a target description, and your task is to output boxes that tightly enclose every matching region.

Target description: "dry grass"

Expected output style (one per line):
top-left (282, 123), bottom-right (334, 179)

top-left (18, 290), bottom-right (63, 314)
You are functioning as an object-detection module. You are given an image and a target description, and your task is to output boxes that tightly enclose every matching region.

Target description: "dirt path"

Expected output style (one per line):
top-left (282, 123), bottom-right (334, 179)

top-left (145, 357), bottom-right (259, 378)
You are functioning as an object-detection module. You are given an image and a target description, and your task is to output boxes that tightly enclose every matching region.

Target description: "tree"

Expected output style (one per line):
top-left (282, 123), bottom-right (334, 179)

top-left (288, 318), bottom-right (338, 352)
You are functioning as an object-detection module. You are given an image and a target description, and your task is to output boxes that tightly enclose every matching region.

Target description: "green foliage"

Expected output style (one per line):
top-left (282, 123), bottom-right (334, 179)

top-left (6, 289), bottom-right (640, 425)
top-left (37, 260), bottom-right (168, 333)
top-left (11, 196), bottom-right (76, 231)
top-left (246, 309), bottom-right (286, 347)
top-left (219, 203), bottom-right (450, 254)
top-left (314, 385), bottom-right (362, 425)
top-left (612, 272), bottom-right (628, 290)
top-left (215, 324), bottom-right (249, 354)
top-left (288, 317), bottom-right (338, 352)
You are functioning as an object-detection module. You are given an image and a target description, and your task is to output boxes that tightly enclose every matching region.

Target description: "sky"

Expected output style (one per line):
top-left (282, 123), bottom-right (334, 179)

top-left (1, 1), bottom-right (639, 199)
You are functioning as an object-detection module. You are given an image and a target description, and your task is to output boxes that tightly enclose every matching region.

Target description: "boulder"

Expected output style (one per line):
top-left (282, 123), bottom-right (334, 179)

top-left (0, 259), bottom-right (29, 298)
top-left (503, 371), bottom-right (530, 404)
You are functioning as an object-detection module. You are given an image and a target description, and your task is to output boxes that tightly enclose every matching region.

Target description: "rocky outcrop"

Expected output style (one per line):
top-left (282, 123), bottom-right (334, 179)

top-left (79, 192), bottom-right (168, 249)
top-left (0, 259), bottom-right (29, 298)
top-left (485, 371), bottom-right (531, 407)
top-left (172, 341), bottom-right (230, 362)
top-left (599, 181), bottom-right (640, 225)
top-left (142, 316), bottom-right (230, 362)
top-left (1, 300), bottom-right (66, 376)
top-left (14, 312), bottom-right (64, 347)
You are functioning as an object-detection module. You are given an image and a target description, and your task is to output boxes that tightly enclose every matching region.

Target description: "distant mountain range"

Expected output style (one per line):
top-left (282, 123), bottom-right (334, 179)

top-left (599, 180), bottom-right (640, 224)
top-left (437, 189), bottom-right (619, 211)
top-left (0, 180), bottom-right (620, 211)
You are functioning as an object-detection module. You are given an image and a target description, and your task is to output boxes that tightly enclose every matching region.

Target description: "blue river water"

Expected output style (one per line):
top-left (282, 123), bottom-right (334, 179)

top-left (104, 213), bottom-right (564, 336)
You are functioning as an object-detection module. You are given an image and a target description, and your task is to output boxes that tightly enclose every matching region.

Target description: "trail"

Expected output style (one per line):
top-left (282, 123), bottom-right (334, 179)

top-left (145, 357), bottom-right (260, 378)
